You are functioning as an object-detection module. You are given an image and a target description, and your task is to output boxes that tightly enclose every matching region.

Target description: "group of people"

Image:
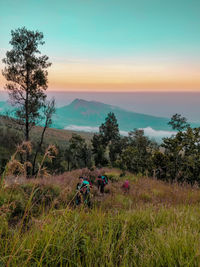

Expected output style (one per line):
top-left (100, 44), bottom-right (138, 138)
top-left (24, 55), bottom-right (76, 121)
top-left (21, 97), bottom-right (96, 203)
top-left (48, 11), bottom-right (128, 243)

top-left (75, 175), bottom-right (108, 207)
top-left (75, 174), bottom-right (130, 207)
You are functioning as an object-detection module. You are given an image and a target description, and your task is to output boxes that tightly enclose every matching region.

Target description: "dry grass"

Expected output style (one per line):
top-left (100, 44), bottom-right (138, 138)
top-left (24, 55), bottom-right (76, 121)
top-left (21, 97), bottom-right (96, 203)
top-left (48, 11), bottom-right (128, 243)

top-left (31, 126), bottom-right (93, 145)
top-left (5, 168), bottom-right (200, 210)
top-left (103, 176), bottom-right (200, 210)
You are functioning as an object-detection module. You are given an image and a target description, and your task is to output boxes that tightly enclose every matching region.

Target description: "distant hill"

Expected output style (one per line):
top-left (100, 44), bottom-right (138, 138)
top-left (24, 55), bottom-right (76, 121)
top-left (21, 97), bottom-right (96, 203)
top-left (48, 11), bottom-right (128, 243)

top-left (0, 115), bottom-right (93, 148)
top-left (31, 126), bottom-right (93, 146)
top-left (53, 98), bottom-right (171, 131)
top-left (0, 99), bottom-right (199, 134)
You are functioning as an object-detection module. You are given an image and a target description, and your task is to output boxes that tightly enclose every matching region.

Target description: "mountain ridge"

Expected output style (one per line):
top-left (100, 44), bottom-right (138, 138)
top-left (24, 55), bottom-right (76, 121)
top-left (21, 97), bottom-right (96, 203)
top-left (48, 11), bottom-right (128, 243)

top-left (53, 98), bottom-right (172, 131)
top-left (0, 98), bottom-right (199, 133)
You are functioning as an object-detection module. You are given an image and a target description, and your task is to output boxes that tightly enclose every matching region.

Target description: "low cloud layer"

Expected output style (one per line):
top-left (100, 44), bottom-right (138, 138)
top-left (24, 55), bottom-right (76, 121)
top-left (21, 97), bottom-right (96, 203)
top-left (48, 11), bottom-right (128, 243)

top-left (141, 127), bottom-right (176, 139)
top-left (64, 125), bottom-right (176, 141)
top-left (65, 125), bottom-right (99, 132)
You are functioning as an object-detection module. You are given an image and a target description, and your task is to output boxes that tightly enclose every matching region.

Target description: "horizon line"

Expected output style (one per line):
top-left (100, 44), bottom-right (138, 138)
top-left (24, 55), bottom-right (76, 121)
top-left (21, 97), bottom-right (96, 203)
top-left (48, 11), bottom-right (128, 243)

top-left (1, 90), bottom-right (200, 94)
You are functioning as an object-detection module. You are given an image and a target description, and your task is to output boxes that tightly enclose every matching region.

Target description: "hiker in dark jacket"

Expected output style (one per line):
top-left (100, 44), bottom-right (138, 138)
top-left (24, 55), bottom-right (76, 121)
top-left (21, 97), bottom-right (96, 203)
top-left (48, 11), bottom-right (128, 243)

top-left (97, 175), bottom-right (108, 194)
top-left (75, 177), bottom-right (91, 207)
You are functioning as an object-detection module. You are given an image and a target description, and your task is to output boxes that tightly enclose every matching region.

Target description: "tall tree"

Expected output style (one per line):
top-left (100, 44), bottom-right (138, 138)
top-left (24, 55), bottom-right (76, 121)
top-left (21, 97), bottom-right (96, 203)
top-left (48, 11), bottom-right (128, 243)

top-left (92, 133), bottom-right (108, 167)
top-left (95, 112), bottom-right (120, 165)
top-left (2, 27), bottom-right (53, 173)
top-left (99, 112), bottom-right (120, 146)
top-left (118, 129), bottom-right (154, 174)
top-left (65, 134), bottom-right (92, 170)
top-left (2, 27), bottom-right (51, 143)
top-left (161, 126), bottom-right (200, 184)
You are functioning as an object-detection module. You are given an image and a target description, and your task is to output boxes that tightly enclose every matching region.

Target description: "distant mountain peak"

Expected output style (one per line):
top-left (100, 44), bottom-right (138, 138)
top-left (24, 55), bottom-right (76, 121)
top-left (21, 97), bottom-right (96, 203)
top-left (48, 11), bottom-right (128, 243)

top-left (70, 98), bottom-right (111, 109)
top-left (71, 98), bottom-right (87, 105)
top-left (71, 98), bottom-right (102, 105)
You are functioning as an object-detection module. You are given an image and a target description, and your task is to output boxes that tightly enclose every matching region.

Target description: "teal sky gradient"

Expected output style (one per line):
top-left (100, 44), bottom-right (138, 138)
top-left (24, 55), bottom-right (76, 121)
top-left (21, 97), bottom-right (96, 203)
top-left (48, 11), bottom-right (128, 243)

top-left (0, 0), bottom-right (200, 90)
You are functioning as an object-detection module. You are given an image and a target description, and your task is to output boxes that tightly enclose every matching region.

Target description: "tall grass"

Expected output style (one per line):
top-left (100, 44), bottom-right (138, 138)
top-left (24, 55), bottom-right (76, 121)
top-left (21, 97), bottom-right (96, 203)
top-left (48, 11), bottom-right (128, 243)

top-left (1, 206), bottom-right (200, 266)
top-left (1, 169), bottom-right (200, 266)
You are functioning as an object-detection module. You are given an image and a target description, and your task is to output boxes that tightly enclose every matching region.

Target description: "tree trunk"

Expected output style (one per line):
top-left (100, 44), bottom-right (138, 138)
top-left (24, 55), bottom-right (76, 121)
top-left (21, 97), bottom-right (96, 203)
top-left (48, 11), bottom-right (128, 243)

top-left (25, 64), bottom-right (29, 143)
top-left (32, 121), bottom-right (48, 176)
top-left (25, 63), bottom-right (30, 177)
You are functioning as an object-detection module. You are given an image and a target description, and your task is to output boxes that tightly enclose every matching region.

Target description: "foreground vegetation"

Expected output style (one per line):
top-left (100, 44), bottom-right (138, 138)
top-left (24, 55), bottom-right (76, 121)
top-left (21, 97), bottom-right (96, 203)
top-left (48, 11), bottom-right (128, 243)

top-left (1, 169), bottom-right (200, 266)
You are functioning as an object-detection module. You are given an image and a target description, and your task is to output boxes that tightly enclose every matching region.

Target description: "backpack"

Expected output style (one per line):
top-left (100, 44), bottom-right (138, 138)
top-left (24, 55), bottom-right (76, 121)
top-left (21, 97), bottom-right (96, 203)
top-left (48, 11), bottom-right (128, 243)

top-left (101, 175), bottom-right (108, 185)
top-left (81, 180), bottom-right (90, 194)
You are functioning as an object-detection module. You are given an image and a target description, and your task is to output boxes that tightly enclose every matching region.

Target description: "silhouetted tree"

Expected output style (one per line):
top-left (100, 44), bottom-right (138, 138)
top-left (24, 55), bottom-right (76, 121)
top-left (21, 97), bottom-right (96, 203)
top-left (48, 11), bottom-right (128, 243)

top-left (2, 27), bottom-right (52, 161)
top-left (66, 134), bottom-right (92, 170)
top-left (2, 27), bottom-right (54, 175)
top-left (162, 131), bottom-right (184, 181)
top-left (168, 113), bottom-right (190, 131)
top-left (153, 115), bottom-right (200, 184)
top-left (99, 112), bottom-right (120, 146)
top-left (93, 112), bottom-right (120, 166)
top-left (152, 151), bottom-right (169, 180)
top-left (92, 134), bottom-right (108, 167)
top-left (118, 129), bottom-right (154, 174)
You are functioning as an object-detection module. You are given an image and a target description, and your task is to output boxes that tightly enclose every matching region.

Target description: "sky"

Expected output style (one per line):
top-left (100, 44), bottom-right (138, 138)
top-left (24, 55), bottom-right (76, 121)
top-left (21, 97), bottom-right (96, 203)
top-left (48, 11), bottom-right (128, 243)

top-left (0, 0), bottom-right (200, 91)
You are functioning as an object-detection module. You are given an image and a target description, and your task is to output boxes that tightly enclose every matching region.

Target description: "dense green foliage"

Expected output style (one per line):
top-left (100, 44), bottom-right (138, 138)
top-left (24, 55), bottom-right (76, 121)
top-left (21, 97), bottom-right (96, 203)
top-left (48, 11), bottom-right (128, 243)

top-left (65, 134), bottom-right (92, 171)
top-left (91, 113), bottom-right (200, 185)
top-left (92, 112), bottom-right (120, 166)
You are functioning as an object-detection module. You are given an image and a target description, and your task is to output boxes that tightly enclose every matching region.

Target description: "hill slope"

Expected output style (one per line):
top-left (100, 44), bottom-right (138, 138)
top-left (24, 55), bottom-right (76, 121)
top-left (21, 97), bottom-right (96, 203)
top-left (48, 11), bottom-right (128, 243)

top-left (53, 99), bottom-right (171, 131)
top-left (1, 99), bottom-right (199, 133)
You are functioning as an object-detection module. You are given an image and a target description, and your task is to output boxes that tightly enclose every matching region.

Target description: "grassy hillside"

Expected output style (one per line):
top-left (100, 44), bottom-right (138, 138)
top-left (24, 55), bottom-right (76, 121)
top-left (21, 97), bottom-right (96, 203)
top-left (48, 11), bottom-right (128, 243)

top-left (1, 169), bottom-right (200, 266)
top-left (0, 115), bottom-right (93, 145)
top-left (31, 125), bottom-right (93, 146)
top-left (0, 115), bottom-right (93, 172)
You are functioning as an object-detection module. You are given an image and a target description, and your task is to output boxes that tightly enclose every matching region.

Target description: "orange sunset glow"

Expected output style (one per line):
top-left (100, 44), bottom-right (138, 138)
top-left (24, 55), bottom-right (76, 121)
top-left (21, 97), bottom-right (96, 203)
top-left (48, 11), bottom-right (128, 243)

top-left (1, 61), bottom-right (199, 92)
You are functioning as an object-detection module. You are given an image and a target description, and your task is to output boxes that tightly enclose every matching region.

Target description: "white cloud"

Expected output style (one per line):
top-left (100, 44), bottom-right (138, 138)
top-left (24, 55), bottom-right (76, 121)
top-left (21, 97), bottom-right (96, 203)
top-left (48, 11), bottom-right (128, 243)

top-left (119, 130), bottom-right (129, 136)
top-left (64, 125), bottom-right (176, 141)
top-left (64, 125), bottom-right (99, 132)
top-left (140, 127), bottom-right (176, 139)
top-left (120, 127), bottom-right (176, 140)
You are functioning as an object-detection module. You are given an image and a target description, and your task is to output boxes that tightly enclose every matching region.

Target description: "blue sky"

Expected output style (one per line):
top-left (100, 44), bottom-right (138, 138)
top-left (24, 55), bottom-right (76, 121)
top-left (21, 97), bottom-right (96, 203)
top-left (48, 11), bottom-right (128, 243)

top-left (0, 0), bottom-right (200, 91)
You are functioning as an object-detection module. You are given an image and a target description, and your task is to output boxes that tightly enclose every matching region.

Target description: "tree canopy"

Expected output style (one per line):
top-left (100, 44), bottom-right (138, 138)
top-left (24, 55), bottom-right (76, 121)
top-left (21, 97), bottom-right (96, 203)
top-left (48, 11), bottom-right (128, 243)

top-left (2, 27), bottom-right (52, 141)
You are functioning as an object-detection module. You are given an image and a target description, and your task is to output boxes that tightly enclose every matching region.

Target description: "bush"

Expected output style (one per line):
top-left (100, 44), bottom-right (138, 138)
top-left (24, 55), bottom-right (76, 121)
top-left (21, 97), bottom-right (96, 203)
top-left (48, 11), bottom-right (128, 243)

top-left (0, 183), bottom-right (61, 223)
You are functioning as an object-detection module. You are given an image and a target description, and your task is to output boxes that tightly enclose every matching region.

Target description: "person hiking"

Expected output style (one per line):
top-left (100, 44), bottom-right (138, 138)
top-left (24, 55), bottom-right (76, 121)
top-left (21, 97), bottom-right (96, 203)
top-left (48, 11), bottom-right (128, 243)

top-left (122, 180), bottom-right (130, 193)
top-left (75, 176), bottom-right (83, 206)
top-left (75, 177), bottom-right (91, 207)
top-left (84, 177), bottom-right (93, 188)
top-left (97, 175), bottom-right (108, 194)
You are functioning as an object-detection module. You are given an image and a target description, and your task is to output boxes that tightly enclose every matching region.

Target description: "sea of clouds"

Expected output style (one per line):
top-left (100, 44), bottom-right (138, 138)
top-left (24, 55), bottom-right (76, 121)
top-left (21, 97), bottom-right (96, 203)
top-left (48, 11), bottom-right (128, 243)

top-left (64, 125), bottom-right (176, 141)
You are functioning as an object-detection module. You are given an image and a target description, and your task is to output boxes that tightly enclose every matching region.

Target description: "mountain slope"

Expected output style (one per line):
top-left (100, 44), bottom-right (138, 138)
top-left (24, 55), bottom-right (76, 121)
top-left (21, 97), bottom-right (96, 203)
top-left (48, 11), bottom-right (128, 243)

top-left (1, 99), bottom-right (198, 132)
top-left (53, 99), bottom-right (171, 131)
